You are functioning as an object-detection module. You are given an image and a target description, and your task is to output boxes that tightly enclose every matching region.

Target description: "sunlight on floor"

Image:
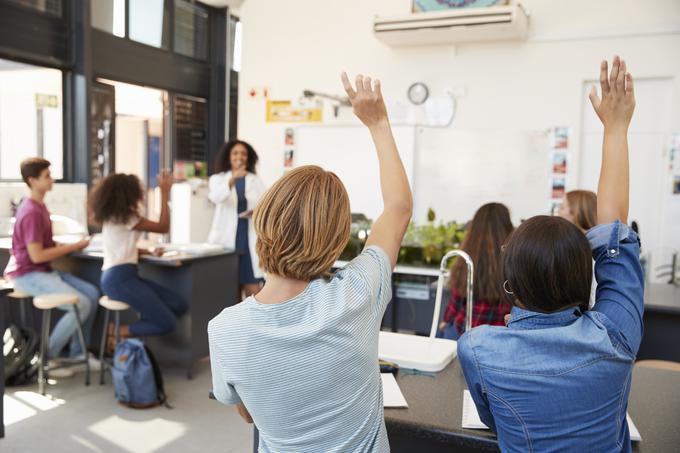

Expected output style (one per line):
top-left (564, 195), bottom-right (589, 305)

top-left (4, 391), bottom-right (66, 425)
top-left (88, 415), bottom-right (187, 453)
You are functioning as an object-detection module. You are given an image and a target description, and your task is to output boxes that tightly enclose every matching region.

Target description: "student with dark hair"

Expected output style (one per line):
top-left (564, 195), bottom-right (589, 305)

top-left (437, 203), bottom-right (513, 340)
top-left (89, 171), bottom-right (187, 343)
top-left (458, 56), bottom-right (642, 452)
top-left (4, 157), bottom-right (99, 376)
top-left (207, 140), bottom-right (267, 297)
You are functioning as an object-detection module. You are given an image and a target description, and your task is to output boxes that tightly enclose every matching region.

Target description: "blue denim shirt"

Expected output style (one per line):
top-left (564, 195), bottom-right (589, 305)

top-left (458, 221), bottom-right (644, 453)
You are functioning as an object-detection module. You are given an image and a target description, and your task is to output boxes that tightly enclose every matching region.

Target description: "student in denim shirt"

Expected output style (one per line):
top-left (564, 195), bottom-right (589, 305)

top-left (458, 56), bottom-right (642, 453)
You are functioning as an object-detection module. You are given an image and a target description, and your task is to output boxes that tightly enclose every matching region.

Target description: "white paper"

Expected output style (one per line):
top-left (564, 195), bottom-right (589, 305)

top-left (381, 373), bottom-right (408, 408)
top-left (462, 390), bottom-right (642, 442)
top-left (462, 390), bottom-right (488, 429)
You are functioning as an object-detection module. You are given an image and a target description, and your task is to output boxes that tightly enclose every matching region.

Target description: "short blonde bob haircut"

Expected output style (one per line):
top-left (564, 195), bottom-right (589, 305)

top-left (253, 165), bottom-right (351, 281)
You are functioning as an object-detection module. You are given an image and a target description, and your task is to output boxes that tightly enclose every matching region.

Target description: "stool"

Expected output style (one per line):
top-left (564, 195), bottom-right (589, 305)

top-left (98, 296), bottom-right (130, 385)
top-left (637, 360), bottom-right (680, 372)
top-left (8, 289), bottom-right (34, 328)
top-left (33, 293), bottom-right (90, 395)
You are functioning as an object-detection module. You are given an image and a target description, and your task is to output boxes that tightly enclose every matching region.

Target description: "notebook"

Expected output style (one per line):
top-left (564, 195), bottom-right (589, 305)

top-left (462, 390), bottom-right (642, 442)
top-left (381, 373), bottom-right (408, 408)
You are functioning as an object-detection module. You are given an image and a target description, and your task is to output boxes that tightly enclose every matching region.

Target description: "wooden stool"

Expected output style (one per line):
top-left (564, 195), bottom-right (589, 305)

top-left (637, 360), bottom-right (680, 372)
top-left (98, 296), bottom-right (130, 385)
top-left (33, 293), bottom-right (90, 395)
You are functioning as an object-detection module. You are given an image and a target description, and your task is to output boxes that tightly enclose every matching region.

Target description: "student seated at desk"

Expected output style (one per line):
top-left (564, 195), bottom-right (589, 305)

top-left (458, 56), bottom-right (643, 452)
top-left (3, 158), bottom-right (98, 374)
top-left (88, 171), bottom-right (187, 344)
top-left (437, 203), bottom-right (513, 340)
top-left (208, 72), bottom-right (412, 452)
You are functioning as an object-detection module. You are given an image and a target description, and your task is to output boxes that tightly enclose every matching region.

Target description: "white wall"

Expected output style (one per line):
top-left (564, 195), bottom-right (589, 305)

top-left (237, 0), bottom-right (680, 225)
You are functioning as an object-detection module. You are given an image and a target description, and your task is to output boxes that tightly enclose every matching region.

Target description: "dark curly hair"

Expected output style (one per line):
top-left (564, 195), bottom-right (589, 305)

top-left (89, 173), bottom-right (144, 225)
top-left (213, 140), bottom-right (259, 174)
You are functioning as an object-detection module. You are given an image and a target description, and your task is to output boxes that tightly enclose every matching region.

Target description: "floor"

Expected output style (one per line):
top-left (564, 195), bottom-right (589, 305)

top-left (2, 359), bottom-right (253, 453)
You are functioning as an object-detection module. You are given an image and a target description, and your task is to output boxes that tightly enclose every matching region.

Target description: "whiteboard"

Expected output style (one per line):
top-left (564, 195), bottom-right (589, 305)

top-left (295, 125), bottom-right (416, 220)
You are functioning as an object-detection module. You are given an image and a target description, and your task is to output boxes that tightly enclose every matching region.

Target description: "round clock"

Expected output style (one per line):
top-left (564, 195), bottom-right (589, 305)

top-left (407, 82), bottom-right (429, 105)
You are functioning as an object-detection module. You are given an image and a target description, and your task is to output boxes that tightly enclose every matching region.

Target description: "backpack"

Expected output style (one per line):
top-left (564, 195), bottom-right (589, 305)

top-left (111, 338), bottom-right (170, 409)
top-left (3, 324), bottom-right (40, 386)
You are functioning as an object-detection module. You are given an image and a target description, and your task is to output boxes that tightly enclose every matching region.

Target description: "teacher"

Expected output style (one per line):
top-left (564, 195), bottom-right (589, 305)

top-left (208, 140), bottom-right (267, 297)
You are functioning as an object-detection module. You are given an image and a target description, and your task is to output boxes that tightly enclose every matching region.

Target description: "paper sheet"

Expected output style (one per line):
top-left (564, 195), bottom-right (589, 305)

top-left (381, 373), bottom-right (408, 408)
top-left (462, 390), bottom-right (642, 442)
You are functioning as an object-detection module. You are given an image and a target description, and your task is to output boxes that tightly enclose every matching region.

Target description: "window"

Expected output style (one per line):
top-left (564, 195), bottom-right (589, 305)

top-left (129, 0), bottom-right (169, 48)
top-left (6, 0), bottom-right (61, 16)
top-left (0, 59), bottom-right (63, 180)
top-left (174, 0), bottom-right (208, 60)
top-left (91, 0), bottom-right (126, 37)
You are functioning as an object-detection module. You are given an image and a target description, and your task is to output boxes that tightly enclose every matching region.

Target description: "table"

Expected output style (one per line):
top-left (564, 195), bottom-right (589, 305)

top-left (384, 359), bottom-right (680, 452)
top-left (0, 286), bottom-right (11, 438)
top-left (53, 250), bottom-right (240, 378)
top-left (639, 283), bottom-right (680, 362)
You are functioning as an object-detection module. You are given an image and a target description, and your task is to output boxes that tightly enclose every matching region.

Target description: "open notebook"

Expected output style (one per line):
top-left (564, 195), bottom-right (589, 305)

top-left (462, 390), bottom-right (642, 442)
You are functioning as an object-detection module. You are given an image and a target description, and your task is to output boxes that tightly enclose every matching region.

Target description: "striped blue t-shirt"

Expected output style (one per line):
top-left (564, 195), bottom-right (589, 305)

top-left (208, 246), bottom-right (393, 452)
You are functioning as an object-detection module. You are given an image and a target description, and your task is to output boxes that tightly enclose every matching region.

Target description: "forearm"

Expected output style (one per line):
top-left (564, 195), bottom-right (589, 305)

top-left (369, 121), bottom-right (412, 212)
top-left (30, 244), bottom-right (76, 263)
top-left (158, 192), bottom-right (170, 232)
top-left (597, 130), bottom-right (629, 224)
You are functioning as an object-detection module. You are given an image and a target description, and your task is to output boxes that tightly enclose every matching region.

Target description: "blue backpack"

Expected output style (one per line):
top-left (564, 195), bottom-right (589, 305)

top-left (112, 339), bottom-right (169, 408)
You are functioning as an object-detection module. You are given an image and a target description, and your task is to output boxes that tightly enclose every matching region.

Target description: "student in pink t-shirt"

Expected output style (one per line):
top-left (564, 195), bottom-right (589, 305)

top-left (4, 158), bottom-right (99, 373)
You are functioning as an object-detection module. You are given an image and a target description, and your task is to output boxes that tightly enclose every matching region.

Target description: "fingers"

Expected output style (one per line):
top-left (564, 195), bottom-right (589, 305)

top-left (625, 72), bottom-right (634, 95)
top-left (355, 74), bottom-right (364, 94)
top-left (374, 79), bottom-right (382, 100)
top-left (588, 85), bottom-right (601, 111)
top-left (609, 55), bottom-right (620, 92)
top-left (340, 72), bottom-right (356, 99)
top-left (599, 60), bottom-right (610, 95)
top-left (616, 59), bottom-right (626, 92)
top-left (363, 76), bottom-right (372, 93)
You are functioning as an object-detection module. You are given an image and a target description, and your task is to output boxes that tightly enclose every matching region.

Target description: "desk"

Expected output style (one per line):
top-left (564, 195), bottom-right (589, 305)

top-left (384, 360), bottom-right (680, 452)
top-left (53, 250), bottom-right (239, 378)
top-left (639, 283), bottom-right (680, 362)
top-left (0, 286), bottom-right (11, 438)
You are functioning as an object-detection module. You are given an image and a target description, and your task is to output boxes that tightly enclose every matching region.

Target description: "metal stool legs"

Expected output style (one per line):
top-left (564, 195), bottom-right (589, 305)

top-left (73, 305), bottom-right (90, 387)
top-left (38, 309), bottom-right (51, 395)
top-left (98, 309), bottom-right (111, 385)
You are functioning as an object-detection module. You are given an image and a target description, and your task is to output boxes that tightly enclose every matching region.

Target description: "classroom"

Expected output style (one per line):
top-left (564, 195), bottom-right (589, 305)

top-left (0, 0), bottom-right (679, 452)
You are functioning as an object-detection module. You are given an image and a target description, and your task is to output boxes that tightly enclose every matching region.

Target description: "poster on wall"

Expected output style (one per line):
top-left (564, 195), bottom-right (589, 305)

top-left (671, 133), bottom-right (680, 194)
top-left (413, 0), bottom-right (508, 12)
top-left (547, 126), bottom-right (571, 212)
top-left (266, 100), bottom-right (322, 123)
top-left (552, 152), bottom-right (568, 174)
top-left (283, 128), bottom-right (295, 170)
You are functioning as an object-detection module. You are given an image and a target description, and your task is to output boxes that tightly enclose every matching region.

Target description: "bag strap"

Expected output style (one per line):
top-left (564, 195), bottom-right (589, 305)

top-left (143, 344), bottom-right (173, 409)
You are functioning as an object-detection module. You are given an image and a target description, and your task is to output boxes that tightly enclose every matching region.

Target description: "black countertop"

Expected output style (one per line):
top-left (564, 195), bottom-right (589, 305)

top-left (68, 249), bottom-right (237, 267)
top-left (385, 359), bottom-right (680, 452)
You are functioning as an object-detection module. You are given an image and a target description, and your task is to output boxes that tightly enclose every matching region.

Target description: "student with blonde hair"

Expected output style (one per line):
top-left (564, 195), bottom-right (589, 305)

top-left (558, 189), bottom-right (597, 231)
top-left (208, 72), bottom-right (412, 452)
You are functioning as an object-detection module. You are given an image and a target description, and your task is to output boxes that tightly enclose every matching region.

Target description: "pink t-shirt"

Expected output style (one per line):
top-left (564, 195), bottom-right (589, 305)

top-left (4, 198), bottom-right (55, 278)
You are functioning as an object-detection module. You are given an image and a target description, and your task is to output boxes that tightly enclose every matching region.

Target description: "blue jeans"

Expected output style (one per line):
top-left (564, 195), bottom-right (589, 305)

top-left (101, 264), bottom-right (187, 336)
top-left (12, 270), bottom-right (99, 358)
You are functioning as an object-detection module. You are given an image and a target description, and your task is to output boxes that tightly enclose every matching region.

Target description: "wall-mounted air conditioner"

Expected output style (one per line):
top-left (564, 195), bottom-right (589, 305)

top-left (374, 3), bottom-right (529, 47)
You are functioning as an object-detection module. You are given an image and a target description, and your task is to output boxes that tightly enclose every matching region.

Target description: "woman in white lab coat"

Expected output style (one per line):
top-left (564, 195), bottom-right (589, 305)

top-left (208, 140), bottom-right (267, 297)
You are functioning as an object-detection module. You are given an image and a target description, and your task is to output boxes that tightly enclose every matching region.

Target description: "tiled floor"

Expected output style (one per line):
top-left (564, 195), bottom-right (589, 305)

top-left (2, 358), bottom-right (253, 453)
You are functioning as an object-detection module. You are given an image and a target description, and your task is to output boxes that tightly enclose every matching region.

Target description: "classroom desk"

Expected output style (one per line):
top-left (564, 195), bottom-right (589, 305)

top-left (0, 245), bottom-right (240, 378)
top-left (638, 283), bottom-right (680, 362)
top-left (53, 250), bottom-right (240, 378)
top-left (0, 286), bottom-right (11, 438)
top-left (384, 359), bottom-right (680, 453)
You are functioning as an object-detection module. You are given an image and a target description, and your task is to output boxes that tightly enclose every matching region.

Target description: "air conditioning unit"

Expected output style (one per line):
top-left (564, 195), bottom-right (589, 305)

top-left (374, 4), bottom-right (529, 47)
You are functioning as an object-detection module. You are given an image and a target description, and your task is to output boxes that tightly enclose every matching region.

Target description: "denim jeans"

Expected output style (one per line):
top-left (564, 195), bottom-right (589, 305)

top-left (12, 270), bottom-right (99, 358)
top-left (101, 264), bottom-right (187, 336)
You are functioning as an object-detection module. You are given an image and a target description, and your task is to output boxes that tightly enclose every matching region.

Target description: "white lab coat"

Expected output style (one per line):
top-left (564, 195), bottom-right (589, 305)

top-left (207, 171), bottom-right (267, 279)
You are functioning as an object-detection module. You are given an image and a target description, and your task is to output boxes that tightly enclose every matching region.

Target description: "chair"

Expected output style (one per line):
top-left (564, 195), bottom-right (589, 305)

top-left (33, 293), bottom-right (90, 395)
top-left (97, 296), bottom-right (130, 384)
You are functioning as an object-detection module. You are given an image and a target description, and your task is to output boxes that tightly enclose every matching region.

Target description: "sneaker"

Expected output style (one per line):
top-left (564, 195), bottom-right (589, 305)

top-left (70, 354), bottom-right (102, 373)
top-left (47, 360), bottom-right (75, 379)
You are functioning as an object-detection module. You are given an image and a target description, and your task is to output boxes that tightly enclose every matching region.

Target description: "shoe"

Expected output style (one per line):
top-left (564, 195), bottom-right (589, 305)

top-left (47, 360), bottom-right (75, 379)
top-left (69, 354), bottom-right (102, 373)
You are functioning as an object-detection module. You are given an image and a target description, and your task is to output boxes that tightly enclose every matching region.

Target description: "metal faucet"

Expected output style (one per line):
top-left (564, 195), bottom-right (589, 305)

top-left (429, 250), bottom-right (474, 338)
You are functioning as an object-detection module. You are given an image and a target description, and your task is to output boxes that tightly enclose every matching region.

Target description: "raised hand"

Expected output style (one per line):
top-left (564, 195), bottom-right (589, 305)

top-left (341, 72), bottom-right (389, 129)
top-left (588, 56), bottom-right (635, 132)
top-left (157, 169), bottom-right (174, 194)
